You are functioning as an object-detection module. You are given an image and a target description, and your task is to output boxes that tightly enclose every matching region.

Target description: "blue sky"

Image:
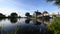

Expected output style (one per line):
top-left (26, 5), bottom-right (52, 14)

top-left (0, 0), bottom-right (60, 17)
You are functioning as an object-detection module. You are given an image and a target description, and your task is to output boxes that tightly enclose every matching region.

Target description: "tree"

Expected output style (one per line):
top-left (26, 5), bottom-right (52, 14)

top-left (0, 13), bottom-right (6, 17)
top-left (10, 12), bottom-right (18, 17)
top-left (19, 16), bottom-right (21, 18)
top-left (25, 12), bottom-right (30, 18)
top-left (47, 0), bottom-right (60, 6)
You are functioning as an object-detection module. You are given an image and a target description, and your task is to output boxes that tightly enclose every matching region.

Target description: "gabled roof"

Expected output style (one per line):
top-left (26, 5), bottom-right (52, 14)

top-left (35, 11), bottom-right (42, 15)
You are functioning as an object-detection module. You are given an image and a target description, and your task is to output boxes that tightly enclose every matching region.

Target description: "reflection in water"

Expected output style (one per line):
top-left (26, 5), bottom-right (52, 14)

top-left (43, 16), bottom-right (50, 22)
top-left (32, 19), bottom-right (42, 25)
top-left (25, 18), bottom-right (31, 24)
top-left (35, 21), bottom-right (41, 25)
top-left (0, 18), bottom-right (5, 21)
top-left (0, 31), bottom-right (1, 34)
top-left (0, 27), bottom-right (1, 34)
top-left (16, 19), bottom-right (50, 34)
top-left (0, 18), bottom-right (52, 34)
top-left (10, 18), bottom-right (17, 23)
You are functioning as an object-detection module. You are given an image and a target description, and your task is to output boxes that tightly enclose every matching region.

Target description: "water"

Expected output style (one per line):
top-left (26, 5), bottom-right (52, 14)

top-left (0, 18), bottom-right (52, 34)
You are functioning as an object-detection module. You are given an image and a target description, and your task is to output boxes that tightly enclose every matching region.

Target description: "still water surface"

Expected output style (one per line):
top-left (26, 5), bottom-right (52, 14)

top-left (0, 18), bottom-right (52, 34)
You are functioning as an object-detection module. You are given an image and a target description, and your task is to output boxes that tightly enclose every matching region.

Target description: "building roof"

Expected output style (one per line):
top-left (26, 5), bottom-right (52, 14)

top-left (43, 11), bottom-right (48, 14)
top-left (35, 11), bottom-right (42, 15)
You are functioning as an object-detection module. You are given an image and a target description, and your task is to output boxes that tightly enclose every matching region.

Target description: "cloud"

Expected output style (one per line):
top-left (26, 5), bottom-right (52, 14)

top-left (0, 0), bottom-right (59, 17)
top-left (0, 8), bottom-right (34, 17)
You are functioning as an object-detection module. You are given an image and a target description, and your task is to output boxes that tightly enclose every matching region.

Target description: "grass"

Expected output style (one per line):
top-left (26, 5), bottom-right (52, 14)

top-left (47, 17), bottom-right (60, 34)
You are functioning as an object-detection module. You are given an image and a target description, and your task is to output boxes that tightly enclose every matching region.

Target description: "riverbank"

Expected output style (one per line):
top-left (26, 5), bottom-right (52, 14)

top-left (47, 17), bottom-right (60, 34)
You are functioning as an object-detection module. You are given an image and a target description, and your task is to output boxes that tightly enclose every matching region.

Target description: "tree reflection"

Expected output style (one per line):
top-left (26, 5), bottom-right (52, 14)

top-left (0, 18), bottom-right (3, 21)
top-left (32, 19), bottom-right (41, 25)
top-left (25, 19), bottom-right (31, 24)
top-left (34, 21), bottom-right (41, 25)
top-left (0, 18), bottom-right (6, 21)
top-left (0, 27), bottom-right (1, 34)
top-left (10, 18), bottom-right (17, 23)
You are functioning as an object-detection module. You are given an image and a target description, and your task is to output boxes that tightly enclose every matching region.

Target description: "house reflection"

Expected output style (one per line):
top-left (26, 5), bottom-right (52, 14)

top-left (10, 18), bottom-right (17, 23)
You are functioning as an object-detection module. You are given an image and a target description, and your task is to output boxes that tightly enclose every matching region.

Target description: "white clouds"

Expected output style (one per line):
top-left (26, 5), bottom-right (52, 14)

top-left (0, 0), bottom-right (59, 17)
top-left (0, 0), bottom-right (34, 17)
top-left (0, 0), bottom-right (37, 17)
top-left (0, 8), bottom-right (33, 17)
top-left (0, 8), bottom-right (20, 16)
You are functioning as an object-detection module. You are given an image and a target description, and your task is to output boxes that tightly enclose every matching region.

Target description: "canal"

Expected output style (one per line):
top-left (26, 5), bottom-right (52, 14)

top-left (0, 18), bottom-right (52, 34)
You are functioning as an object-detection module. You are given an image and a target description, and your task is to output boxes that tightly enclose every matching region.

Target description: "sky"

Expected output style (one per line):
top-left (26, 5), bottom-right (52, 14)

top-left (0, 0), bottom-right (60, 17)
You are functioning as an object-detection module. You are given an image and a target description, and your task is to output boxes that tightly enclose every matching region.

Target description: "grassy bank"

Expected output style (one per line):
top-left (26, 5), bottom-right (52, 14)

top-left (47, 17), bottom-right (60, 34)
